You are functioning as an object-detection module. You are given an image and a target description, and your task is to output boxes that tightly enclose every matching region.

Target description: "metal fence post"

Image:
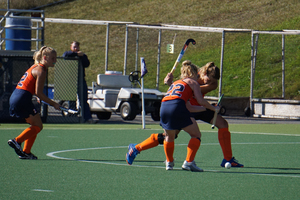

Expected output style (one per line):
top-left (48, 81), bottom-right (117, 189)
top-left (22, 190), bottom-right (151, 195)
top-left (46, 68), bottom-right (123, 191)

top-left (156, 29), bottom-right (161, 90)
top-left (218, 30), bottom-right (225, 97)
top-left (78, 60), bottom-right (84, 123)
top-left (282, 34), bottom-right (285, 98)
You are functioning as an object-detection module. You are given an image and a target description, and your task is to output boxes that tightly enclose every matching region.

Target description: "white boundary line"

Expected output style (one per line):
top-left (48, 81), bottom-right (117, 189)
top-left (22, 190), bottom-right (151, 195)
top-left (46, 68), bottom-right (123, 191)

top-left (2, 127), bottom-right (300, 137)
top-left (46, 142), bottom-right (300, 178)
top-left (32, 189), bottom-right (54, 192)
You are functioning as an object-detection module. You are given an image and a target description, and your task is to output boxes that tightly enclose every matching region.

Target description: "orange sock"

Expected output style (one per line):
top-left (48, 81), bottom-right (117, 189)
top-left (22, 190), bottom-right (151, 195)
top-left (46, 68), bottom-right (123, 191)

top-left (163, 140), bottom-right (174, 162)
top-left (23, 134), bottom-right (37, 154)
top-left (186, 138), bottom-right (201, 162)
top-left (135, 134), bottom-right (159, 152)
top-left (15, 125), bottom-right (41, 145)
top-left (218, 128), bottom-right (232, 161)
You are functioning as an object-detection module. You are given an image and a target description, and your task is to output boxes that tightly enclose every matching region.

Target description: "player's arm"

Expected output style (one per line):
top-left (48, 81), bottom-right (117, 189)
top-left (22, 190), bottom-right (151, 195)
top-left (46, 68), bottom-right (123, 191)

top-left (164, 73), bottom-right (174, 86)
top-left (186, 101), bottom-right (206, 113)
top-left (34, 68), bottom-right (60, 110)
top-left (200, 80), bottom-right (218, 94)
top-left (188, 79), bottom-right (217, 112)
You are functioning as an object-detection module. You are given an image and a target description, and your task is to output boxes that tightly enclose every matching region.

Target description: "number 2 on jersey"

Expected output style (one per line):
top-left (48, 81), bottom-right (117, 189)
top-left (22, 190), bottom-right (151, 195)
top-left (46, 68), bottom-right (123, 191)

top-left (17, 72), bottom-right (28, 87)
top-left (165, 83), bottom-right (185, 97)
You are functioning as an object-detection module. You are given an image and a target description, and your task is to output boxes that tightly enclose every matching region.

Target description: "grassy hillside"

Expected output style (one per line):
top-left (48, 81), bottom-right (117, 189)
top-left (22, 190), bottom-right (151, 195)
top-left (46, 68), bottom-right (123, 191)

top-left (3, 0), bottom-right (300, 99)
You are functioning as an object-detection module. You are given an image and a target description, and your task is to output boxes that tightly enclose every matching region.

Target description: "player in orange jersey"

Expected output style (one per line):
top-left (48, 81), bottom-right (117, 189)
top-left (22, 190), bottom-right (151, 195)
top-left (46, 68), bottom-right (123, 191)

top-left (8, 46), bottom-right (61, 159)
top-left (126, 62), bottom-right (243, 168)
top-left (167, 62), bottom-right (243, 167)
top-left (127, 60), bottom-right (218, 171)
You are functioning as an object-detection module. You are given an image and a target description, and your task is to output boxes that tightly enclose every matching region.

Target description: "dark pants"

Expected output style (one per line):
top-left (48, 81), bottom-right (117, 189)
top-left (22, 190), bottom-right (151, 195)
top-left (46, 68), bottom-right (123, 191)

top-left (78, 80), bottom-right (92, 122)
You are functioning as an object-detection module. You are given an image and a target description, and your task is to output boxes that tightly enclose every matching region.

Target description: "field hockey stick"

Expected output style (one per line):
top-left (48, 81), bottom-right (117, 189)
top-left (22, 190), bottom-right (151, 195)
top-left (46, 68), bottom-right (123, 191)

top-left (42, 101), bottom-right (79, 114)
top-left (169, 38), bottom-right (196, 74)
top-left (211, 94), bottom-right (224, 129)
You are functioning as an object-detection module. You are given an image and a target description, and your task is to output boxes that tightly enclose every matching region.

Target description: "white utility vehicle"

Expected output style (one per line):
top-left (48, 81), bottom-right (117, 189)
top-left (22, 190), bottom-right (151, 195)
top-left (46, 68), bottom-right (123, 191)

top-left (88, 72), bottom-right (164, 121)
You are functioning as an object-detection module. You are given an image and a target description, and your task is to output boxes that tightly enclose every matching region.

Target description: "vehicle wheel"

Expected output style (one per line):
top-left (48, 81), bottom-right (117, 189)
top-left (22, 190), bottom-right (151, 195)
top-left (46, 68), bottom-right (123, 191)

top-left (120, 102), bottom-right (137, 120)
top-left (151, 103), bottom-right (160, 121)
top-left (219, 106), bottom-right (226, 115)
top-left (96, 112), bottom-right (112, 120)
top-left (151, 111), bottom-right (160, 121)
top-left (244, 107), bottom-right (251, 117)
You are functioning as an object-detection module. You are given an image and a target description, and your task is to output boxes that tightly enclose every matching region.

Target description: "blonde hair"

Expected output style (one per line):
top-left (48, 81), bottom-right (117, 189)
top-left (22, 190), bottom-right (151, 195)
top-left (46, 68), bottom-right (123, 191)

top-left (33, 46), bottom-right (56, 64)
top-left (199, 62), bottom-right (220, 80)
top-left (180, 60), bottom-right (198, 79)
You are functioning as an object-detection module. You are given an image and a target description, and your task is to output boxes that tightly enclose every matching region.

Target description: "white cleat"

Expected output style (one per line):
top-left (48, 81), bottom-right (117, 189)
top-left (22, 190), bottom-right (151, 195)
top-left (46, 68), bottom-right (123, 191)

top-left (182, 160), bottom-right (203, 172)
top-left (165, 161), bottom-right (174, 170)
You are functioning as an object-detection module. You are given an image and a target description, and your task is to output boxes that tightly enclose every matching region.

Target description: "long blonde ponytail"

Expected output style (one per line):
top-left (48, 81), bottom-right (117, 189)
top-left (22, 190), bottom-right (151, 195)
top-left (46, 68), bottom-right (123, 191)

top-left (33, 46), bottom-right (56, 64)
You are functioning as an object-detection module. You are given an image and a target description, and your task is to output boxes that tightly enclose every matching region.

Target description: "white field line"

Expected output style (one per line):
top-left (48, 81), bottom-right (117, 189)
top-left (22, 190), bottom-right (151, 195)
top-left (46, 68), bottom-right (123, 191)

top-left (32, 189), bottom-right (54, 192)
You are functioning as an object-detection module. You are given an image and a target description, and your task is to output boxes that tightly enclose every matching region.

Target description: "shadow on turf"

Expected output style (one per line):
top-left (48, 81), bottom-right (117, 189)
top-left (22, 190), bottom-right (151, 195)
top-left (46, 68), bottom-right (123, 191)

top-left (40, 158), bottom-right (300, 175)
top-left (243, 166), bottom-right (300, 171)
top-left (204, 166), bottom-right (300, 176)
top-left (205, 170), bottom-right (300, 176)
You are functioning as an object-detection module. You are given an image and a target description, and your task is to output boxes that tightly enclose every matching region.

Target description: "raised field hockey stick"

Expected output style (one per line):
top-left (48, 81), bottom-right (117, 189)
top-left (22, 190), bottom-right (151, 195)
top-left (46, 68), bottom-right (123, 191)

top-left (211, 94), bottom-right (224, 129)
top-left (170, 38), bottom-right (196, 74)
top-left (42, 101), bottom-right (79, 114)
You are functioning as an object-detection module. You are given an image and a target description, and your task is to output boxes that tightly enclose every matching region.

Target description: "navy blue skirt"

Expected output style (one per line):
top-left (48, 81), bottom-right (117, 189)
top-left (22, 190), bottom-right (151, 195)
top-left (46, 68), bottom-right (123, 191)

top-left (9, 89), bottom-right (37, 119)
top-left (160, 99), bottom-right (193, 130)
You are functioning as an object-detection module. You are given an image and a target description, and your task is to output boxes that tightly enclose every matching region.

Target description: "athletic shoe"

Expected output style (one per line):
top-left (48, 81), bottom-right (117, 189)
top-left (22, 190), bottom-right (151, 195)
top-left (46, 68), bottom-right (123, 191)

top-left (19, 153), bottom-right (38, 160)
top-left (8, 138), bottom-right (25, 157)
top-left (182, 160), bottom-right (203, 172)
top-left (220, 157), bottom-right (244, 167)
top-left (165, 161), bottom-right (174, 170)
top-left (126, 143), bottom-right (140, 165)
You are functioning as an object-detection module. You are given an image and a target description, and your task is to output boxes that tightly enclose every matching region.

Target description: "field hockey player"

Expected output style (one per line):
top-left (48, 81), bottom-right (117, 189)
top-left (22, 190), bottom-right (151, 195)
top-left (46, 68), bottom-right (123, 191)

top-left (127, 60), bottom-right (218, 171)
top-left (126, 62), bottom-right (243, 168)
top-left (8, 46), bottom-right (61, 160)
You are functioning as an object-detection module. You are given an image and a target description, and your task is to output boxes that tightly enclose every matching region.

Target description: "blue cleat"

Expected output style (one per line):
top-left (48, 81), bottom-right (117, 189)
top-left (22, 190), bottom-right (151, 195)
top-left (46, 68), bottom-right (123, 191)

top-left (126, 143), bottom-right (140, 165)
top-left (221, 157), bottom-right (244, 167)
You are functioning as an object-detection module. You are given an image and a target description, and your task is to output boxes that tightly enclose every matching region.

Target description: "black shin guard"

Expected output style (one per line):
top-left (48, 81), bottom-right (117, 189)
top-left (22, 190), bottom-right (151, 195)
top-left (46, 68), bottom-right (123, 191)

top-left (158, 133), bottom-right (165, 144)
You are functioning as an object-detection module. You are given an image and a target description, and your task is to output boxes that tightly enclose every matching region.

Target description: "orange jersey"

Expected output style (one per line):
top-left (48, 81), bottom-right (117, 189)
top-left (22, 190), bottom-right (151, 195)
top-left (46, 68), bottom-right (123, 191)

top-left (162, 80), bottom-right (193, 103)
top-left (189, 92), bottom-right (206, 106)
top-left (16, 64), bottom-right (45, 95)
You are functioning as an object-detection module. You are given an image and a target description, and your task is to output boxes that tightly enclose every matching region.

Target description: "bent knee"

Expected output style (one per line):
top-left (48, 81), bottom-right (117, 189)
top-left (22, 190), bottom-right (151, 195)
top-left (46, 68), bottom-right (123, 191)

top-left (32, 125), bottom-right (43, 132)
top-left (189, 131), bottom-right (201, 139)
top-left (215, 116), bottom-right (228, 128)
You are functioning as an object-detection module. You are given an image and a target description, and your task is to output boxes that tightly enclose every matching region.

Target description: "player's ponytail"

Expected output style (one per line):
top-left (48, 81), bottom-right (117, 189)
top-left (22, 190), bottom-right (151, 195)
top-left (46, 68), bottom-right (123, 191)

top-left (199, 62), bottom-right (220, 80)
top-left (33, 46), bottom-right (56, 64)
top-left (181, 60), bottom-right (198, 79)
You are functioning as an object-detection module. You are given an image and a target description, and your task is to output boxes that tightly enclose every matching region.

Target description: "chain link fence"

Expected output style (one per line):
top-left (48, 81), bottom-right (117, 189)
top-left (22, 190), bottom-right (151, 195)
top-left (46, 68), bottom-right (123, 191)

top-left (45, 57), bottom-right (82, 123)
